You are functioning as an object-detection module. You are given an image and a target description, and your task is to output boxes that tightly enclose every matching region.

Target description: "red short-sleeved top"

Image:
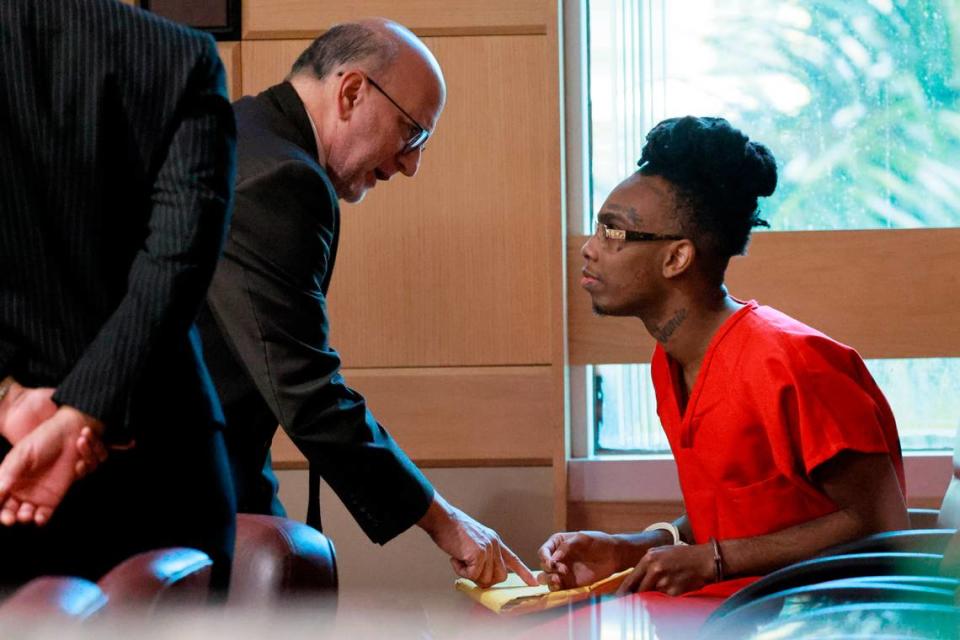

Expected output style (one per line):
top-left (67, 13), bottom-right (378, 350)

top-left (651, 300), bottom-right (905, 544)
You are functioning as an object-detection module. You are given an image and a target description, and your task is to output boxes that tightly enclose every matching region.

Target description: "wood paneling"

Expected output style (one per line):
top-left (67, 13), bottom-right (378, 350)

top-left (242, 0), bottom-right (553, 39)
top-left (333, 36), bottom-right (557, 367)
top-left (242, 37), bottom-right (559, 367)
top-left (272, 366), bottom-right (555, 468)
top-left (215, 41), bottom-right (241, 101)
top-left (567, 501), bottom-right (685, 533)
top-left (239, 39), bottom-right (307, 96)
top-left (569, 228), bottom-right (960, 364)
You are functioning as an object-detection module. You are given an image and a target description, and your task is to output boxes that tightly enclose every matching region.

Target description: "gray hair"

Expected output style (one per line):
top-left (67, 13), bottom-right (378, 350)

top-left (287, 23), bottom-right (398, 81)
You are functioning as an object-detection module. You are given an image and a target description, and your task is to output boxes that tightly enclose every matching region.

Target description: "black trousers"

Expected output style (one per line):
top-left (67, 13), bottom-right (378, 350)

top-left (0, 427), bottom-right (236, 595)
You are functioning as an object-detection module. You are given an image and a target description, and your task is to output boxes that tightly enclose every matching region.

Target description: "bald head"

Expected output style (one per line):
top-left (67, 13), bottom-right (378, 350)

top-left (289, 19), bottom-right (445, 108)
top-left (288, 19), bottom-right (446, 202)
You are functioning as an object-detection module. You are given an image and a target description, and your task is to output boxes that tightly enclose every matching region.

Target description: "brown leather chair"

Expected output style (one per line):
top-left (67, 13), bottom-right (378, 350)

top-left (97, 547), bottom-right (213, 611)
top-left (228, 514), bottom-right (337, 606)
top-left (0, 576), bottom-right (106, 621)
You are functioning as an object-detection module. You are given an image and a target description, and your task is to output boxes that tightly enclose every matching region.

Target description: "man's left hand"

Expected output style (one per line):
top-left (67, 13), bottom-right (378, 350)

top-left (0, 406), bottom-right (104, 526)
top-left (616, 543), bottom-right (715, 596)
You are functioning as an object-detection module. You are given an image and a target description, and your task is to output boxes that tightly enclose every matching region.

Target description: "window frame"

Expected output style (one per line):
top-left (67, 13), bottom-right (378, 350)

top-left (562, 0), bottom-right (953, 504)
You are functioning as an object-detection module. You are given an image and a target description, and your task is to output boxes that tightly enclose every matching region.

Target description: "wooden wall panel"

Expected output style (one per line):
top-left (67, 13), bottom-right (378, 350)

top-left (272, 366), bottom-right (555, 468)
top-left (239, 39), bottom-right (307, 96)
top-left (241, 37), bottom-right (558, 367)
top-left (567, 501), bottom-right (685, 534)
top-left (215, 41), bottom-right (242, 101)
top-left (243, 0), bottom-right (553, 39)
top-left (569, 228), bottom-right (960, 364)
top-left (331, 36), bottom-right (556, 367)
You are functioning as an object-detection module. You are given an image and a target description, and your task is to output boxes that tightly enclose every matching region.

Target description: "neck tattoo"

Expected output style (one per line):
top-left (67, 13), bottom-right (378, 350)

top-left (651, 308), bottom-right (688, 343)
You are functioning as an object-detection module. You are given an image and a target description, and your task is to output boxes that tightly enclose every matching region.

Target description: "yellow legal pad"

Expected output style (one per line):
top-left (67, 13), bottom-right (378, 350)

top-left (454, 569), bottom-right (633, 615)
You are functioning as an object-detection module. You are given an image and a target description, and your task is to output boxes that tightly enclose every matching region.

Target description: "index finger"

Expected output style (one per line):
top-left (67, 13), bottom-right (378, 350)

top-left (501, 543), bottom-right (538, 586)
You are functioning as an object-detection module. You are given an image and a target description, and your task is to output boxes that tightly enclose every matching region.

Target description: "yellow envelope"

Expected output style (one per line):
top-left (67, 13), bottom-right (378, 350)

top-left (455, 569), bottom-right (633, 615)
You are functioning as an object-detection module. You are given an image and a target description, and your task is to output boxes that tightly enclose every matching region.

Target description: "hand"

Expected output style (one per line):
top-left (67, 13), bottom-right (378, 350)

top-left (419, 494), bottom-right (537, 588)
top-left (0, 382), bottom-right (106, 474)
top-left (0, 382), bottom-right (57, 444)
top-left (75, 426), bottom-right (110, 476)
top-left (537, 530), bottom-right (624, 591)
top-left (616, 543), bottom-right (715, 596)
top-left (0, 406), bottom-right (103, 526)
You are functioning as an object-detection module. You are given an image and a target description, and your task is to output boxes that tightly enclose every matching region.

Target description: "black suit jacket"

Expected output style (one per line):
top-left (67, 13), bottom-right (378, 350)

top-left (0, 0), bottom-right (237, 584)
top-left (199, 82), bottom-right (434, 544)
top-left (0, 0), bottom-right (236, 441)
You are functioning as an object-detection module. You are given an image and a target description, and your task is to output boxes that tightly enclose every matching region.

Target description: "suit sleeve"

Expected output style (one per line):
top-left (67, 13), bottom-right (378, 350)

top-left (206, 161), bottom-right (434, 544)
top-left (53, 37), bottom-right (236, 442)
top-left (0, 333), bottom-right (17, 380)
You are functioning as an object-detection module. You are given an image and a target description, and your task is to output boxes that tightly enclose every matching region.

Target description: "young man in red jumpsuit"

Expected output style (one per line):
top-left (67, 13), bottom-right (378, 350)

top-left (539, 116), bottom-right (909, 597)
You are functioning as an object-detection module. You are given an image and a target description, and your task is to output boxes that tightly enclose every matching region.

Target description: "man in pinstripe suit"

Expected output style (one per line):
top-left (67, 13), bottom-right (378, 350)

top-left (0, 0), bottom-right (237, 589)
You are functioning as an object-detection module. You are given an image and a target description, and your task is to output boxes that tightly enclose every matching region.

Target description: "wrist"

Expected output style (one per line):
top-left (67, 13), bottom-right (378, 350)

top-left (709, 537), bottom-right (726, 583)
top-left (0, 376), bottom-right (22, 438)
top-left (417, 492), bottom-right (455, 538)
top-left (0, 376), bottom-right (19, 407)
top-left (57, 405), bottom-right (105, 438)
top-left (613, 529), bottom-right (672, 568)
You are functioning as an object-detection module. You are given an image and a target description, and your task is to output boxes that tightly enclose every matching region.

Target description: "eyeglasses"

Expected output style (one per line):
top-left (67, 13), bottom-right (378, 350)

top-left (366, 76), bottom-right (430, 155)
top-left (594, 221), bottom-right (684, 251)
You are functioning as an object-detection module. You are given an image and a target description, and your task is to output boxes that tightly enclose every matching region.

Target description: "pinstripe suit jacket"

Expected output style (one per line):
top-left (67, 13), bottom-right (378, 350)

top-left (0, 0), bottom-right (236, 442)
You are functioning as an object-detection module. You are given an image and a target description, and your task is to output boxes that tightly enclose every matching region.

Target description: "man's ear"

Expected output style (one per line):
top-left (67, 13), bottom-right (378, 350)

top-left (662, 239), bottom-right (695, 279)
top-left (337, 71), bottom-right (365, 121)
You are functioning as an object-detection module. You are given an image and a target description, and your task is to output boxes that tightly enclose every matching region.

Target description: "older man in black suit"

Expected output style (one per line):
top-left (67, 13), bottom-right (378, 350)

top-left (0, 0), bottom-right (237, 589)
top-left (197, 19), bottom-right (535, 587)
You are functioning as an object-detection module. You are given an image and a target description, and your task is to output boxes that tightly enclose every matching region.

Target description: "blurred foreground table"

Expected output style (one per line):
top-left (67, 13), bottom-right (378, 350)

top-left (0, 584), bottom-right (724, 639)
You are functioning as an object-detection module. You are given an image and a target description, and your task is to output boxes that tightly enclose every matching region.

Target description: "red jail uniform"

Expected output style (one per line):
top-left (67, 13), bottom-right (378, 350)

top-left (651, 300), bottom-right (905, 546)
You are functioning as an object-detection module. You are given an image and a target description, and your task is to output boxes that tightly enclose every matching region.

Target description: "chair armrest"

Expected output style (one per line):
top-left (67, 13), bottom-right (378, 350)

top-left (98, 548), bottom-right (212, 611)
top-left (757, 602), bottom-right (960, 638)
top-left (817, 529), bottom-right (956, 557)
top-left (707, 552), bottom-right (944, 623)
top-left (702, 578), bottom-right (955, 639)
top-left (0, 576), bottom-right (106, 621)
top-left (909, 508), bottom-right (942, 530)
top-left (228, 514), bottom-right (337, 606)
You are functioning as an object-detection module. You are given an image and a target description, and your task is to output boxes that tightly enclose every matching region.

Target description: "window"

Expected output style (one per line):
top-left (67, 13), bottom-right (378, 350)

top-left (582, 0), bottom-right (960, 454)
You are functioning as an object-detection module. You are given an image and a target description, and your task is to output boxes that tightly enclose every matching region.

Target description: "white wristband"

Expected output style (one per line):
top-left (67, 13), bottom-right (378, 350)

top-left (643, 521), bottom-right (688, 546)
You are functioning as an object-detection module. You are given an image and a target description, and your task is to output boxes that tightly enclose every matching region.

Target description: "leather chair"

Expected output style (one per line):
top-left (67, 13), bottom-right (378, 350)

top-left (748, 601), bottom-right (960, 640)
top-left (701, 577), bottom-right (956, 638)
top-left (706, 551), bottom-right (947, 623)
top-left (97, 547), bottom-right (214, 611)
top-left (228, 514), bottom-right (338, 606)
top-left (0, 576), bottom-right (106, 621)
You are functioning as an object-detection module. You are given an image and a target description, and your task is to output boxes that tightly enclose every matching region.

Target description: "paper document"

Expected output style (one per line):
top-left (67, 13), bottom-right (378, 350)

top-left (455, 569), bottom-right (633, 615)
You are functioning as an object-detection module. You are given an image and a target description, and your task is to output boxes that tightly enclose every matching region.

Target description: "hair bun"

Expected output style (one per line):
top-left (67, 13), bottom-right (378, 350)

top-left (743, 141), bottom-right (778, 198)
top-left (636, 115), bottom-right (777, 257)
